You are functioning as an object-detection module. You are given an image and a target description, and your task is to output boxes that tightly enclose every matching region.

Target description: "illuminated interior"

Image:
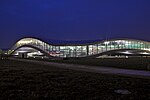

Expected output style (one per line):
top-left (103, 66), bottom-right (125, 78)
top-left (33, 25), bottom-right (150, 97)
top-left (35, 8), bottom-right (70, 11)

top-left (10, 38), bottom-right (150, 58)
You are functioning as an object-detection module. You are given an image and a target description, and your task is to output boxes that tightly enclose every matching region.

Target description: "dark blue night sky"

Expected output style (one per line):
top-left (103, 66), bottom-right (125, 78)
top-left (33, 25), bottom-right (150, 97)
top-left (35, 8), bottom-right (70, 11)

top-left (0, 0), bottom-right (150, 48)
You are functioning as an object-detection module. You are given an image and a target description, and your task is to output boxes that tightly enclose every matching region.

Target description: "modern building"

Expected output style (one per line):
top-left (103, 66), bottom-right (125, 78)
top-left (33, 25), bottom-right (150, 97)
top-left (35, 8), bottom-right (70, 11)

top-left (9, 37), bottom-right (150, 58)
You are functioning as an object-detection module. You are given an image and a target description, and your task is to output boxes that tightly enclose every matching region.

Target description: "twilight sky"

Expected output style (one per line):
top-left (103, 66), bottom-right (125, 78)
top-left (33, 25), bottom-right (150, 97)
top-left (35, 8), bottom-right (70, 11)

top-left (0, 0), bottom-right (150, 48)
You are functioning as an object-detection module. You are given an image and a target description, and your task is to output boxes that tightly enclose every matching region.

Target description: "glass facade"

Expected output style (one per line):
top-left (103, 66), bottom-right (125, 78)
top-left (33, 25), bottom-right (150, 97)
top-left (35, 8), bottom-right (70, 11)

top-left (11, 38), bottom-right (150, 58)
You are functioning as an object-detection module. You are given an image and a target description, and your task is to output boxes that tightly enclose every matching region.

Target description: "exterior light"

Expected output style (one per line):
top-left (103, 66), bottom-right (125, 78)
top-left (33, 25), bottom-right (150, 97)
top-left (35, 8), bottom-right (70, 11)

top-left (143, 48), bottom-right (150, 51)
top-left (141, 52), bottom-right (149, 55)
top-left (18, 40), bottom-right (32, 44)
top-left (122, 51), bottom-right (132, 54)
top-left (104, 41), bottom-right (109, 44)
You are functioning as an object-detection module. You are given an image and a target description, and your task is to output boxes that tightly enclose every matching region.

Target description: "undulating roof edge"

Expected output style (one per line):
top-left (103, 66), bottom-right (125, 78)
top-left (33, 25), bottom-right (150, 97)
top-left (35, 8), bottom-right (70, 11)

top-left (15, 36), bottom-right (150, 46)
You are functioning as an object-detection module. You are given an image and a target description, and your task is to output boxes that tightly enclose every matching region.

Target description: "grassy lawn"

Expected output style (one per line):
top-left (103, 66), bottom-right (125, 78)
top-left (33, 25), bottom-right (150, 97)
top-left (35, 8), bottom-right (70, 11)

top-left (27, 57), bottom-right (150, 70)
top-left (0, 59), bottom-right (150, 100)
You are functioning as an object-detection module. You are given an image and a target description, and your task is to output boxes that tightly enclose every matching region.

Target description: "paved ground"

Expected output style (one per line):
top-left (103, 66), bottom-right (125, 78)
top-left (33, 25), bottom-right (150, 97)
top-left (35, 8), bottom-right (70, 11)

top-left (10, 58), bottom-right (150, 79)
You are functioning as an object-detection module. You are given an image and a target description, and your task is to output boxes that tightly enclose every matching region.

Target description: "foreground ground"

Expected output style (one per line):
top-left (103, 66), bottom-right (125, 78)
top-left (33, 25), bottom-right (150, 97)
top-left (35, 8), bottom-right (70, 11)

top-left (28, 57), bottom-right (150, 70)
top-left (0, 59), bottom-right (150, 100)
